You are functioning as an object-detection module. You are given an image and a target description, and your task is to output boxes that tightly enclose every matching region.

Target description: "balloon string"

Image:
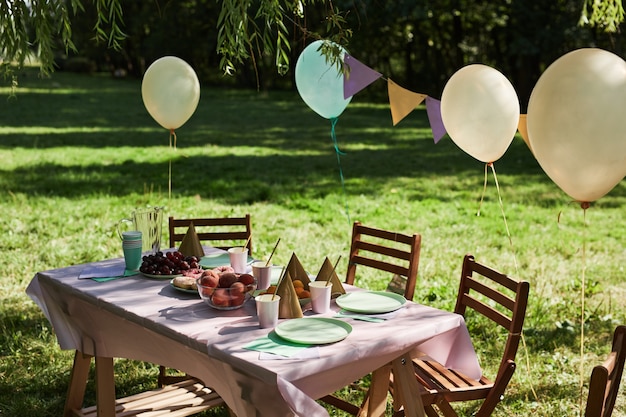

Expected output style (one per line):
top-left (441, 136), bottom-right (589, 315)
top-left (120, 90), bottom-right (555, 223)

top-left (331, 117), bottom-right (346, 156)
top-left (579, 204), bottom-right (589, 416)
top-left (489, 163), bottom-right (538, 402)
top-left (477, 162), bottom-right (489, 216)
top-left (168, 129), bottom-right (177, 201)
top-left (489, 163), bottom-right (518, 271)
top-left (330, 117), bottom-right (350, 223)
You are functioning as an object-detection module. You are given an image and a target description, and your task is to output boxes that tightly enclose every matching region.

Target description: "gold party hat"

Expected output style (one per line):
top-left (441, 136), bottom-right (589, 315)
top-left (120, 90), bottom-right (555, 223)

top-left (315, 257), bottom-right (346, 298)
top-left (178, 222), bottom-right (205, 258)
top-left (285, 252), bottom-right (311, 287)
top-left (276, 271), bottom-right (303, 319)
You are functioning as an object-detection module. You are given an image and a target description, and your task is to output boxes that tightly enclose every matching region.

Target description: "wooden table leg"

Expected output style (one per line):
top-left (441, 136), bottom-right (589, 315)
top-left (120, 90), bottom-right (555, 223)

top-left (358, 363), bottom-right (392, 417)
top-left (64, 350), bottom-right (93, 417)
top-left (63, 349), bottom-right (116, 417)
top-left (95, 356), bottom-right (116, 417)
top-left (391, 353), bottom-right (425, 417)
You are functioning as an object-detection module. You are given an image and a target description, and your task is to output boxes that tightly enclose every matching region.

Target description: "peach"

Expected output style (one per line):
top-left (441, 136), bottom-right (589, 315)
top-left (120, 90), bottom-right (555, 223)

top-left (219, 272), bottom-right (238, 288)
top-left (230, 293), bottom-right (245, 306)
top-left (230, 281), bottom-right (245, 296)
top-left (211, 289), bottom-right (231, 306)
top-left (199, 275), bottom-right (219, 295)
top-left (201, 287), bottom-right (215, 297)
top-left (201, 269), bottom-right (219, 281)
top-left (238, 273), bottom-right (254, 286)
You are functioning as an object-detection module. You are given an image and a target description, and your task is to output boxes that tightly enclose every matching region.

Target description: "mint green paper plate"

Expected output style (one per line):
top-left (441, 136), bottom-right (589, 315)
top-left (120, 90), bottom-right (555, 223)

top-left (199, 253), bottom-right (254, 269)
top-left (274, 318), bottom-right (352, 345)
top-left (335, 291), bottom-right (406, 314)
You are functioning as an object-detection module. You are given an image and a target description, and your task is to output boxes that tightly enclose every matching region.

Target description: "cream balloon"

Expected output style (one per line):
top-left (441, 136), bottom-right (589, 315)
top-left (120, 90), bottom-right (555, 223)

top-left (527, 48), bottom-right (626, 203)
top-left (440, 64), bottom-right (520, 163)
top-left (141, 56), bottom-right (200, 130)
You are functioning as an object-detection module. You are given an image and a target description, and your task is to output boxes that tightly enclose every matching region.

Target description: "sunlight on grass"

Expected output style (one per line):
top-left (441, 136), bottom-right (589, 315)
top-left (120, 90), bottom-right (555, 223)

top-left (0, 126), bottom-right (159, 134)
top-left (0, 86), bottom-right (107, 94)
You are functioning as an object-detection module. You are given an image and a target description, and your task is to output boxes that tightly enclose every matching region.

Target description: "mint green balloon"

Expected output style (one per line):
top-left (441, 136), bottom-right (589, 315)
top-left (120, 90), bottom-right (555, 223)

top-left (295, 40), bottom-right (351, 119)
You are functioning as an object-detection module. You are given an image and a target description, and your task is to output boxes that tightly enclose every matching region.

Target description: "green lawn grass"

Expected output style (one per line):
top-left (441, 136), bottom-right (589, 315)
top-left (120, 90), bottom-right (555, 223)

top-left (1, 67), bottom-right (626, 416)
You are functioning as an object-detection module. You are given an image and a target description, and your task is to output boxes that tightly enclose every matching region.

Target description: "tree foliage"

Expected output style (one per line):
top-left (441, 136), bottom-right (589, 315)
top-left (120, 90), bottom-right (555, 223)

top-left (581, 0), bottom-right (625, 32)
top-left (0, 0), bottom-right (352, 79)
top-left (0, 0), bottom-right (624, 99)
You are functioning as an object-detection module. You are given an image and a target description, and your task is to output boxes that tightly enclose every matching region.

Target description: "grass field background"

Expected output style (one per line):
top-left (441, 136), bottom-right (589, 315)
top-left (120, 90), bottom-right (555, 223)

top-left (1, 67), bottom-right (626, 416)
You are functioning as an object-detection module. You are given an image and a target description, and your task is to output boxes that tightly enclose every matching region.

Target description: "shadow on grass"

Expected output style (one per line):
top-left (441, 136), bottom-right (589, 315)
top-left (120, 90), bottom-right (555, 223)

top-left (0, 146), bottom-right (556, 202)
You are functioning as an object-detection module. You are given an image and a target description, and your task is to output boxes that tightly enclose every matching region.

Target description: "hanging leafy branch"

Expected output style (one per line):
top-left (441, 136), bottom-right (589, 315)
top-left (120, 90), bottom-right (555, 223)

top-left (93, 0), bottom-right (127, 49)
top-left (0, 0), bottom-right (126, 93)
top-left (216, 0), bottom-right (352, 77)
top-left (580, 0), bottom-right (625, 32)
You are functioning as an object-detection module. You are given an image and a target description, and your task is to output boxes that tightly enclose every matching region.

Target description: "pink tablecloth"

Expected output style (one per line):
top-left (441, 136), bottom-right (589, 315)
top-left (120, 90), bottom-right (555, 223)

top-left (26, 252), bottom-right (480, 417)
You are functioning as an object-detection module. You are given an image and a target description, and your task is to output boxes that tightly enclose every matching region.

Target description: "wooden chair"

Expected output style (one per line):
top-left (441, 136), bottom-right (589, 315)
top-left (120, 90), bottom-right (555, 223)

top-left (345, 221), bottom-right (422, 300)
top-left (390, 254), bottom-right (530, 417)
top-left (319, 221), bottom-right (422, 414)
top-left (585, 325), bottom-right (626, 417)
top-left (168, 214), bottom-right (253, 253)
top-left (159, 214), bottom-right (253, 388)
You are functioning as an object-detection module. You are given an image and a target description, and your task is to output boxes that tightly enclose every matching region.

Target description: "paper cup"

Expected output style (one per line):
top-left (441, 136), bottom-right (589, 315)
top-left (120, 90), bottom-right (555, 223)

top-left (255, 294), bottom-right (281, 328)
top-left (121, 230), bottom-right (142, 241)
top-left (123, 245), bottom-right (142, 271)
top-left (309, 281), bottom-right (332, 314)
top-left (252, 261), bottom-right (273, 290)
top-left (228, 247), bottom-right (249, 274)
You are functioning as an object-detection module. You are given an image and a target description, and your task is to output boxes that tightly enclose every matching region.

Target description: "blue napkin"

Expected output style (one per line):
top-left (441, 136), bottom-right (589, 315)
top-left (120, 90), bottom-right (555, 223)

top-left (92, 269), bottom-right (139, 282)
top-left (78, 264), bottom-right (139, 282)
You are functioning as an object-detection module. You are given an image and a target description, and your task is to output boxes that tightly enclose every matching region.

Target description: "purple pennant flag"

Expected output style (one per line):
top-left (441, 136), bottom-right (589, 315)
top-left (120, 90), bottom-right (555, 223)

top-left (425, 97), bottom-right (447, 144)
top-left (343, 54), bottom-right (383, 99)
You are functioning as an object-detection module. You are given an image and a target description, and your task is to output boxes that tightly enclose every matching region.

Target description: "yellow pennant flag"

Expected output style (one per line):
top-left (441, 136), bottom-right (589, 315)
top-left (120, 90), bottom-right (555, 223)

top-left (388, 79), bottom-right (427, 126)
top-left (517, 114), bottom-right (533, 154)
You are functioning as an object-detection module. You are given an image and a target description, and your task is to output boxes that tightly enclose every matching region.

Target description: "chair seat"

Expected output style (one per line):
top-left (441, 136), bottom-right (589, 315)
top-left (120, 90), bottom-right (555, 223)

top-left (412, 355), bottom-right (494, 403)
top-left (71, 378), bottom-right (224, 417)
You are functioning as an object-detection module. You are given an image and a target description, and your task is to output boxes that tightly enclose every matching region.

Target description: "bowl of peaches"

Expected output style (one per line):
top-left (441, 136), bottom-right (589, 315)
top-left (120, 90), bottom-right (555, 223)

top-left (196, 267), bottom-right (256, 310)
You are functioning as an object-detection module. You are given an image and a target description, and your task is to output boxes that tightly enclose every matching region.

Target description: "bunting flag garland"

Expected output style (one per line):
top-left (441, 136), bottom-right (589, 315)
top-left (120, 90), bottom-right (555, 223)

top-left (343, 54), bottom-right (383, 99)
top-left (387, 79), bottom-right (427, 126)
top-left (425, 97), bottom-right (447, 144)
top-left (517, 114), bottom-right (532, 153)
top-left (334, 52), bottom-right (529, 148)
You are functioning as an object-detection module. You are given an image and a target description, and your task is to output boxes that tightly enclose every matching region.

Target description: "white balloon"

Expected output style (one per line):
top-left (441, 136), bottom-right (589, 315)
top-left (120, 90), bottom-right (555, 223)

top-left (441, 64), bottom-right (520, 163)
top-left (141, 56), bottom-right (200, 130)
top-left (527, 48), bottom-right (626, 202)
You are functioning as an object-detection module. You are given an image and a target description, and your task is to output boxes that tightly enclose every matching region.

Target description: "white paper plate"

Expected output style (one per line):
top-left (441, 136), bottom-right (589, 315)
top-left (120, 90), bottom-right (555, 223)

top-left (335, 291), bottom-right (406, 314)
top-left (274, 318), bottom-right (352, 345)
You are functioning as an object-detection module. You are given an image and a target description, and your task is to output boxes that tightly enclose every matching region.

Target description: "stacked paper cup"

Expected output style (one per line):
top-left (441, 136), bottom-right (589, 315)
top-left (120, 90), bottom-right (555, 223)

top-left (122, 231), bottom-right (143, 271)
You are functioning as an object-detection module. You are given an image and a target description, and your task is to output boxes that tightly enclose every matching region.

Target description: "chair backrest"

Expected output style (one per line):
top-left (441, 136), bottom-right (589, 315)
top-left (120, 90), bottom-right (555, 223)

top-left (585, 325), bottom-right (626, 417)
top-left (168, 215), bottom-right (253, 254)
top-left (345, 221), bottom-right (422, 301)
top-left (455, 254), bottom-right (530, 379)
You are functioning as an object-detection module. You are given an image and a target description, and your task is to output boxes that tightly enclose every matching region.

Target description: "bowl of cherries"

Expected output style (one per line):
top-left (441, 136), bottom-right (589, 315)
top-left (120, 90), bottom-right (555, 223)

top-left (139, 251), bottom-right (201, 278)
